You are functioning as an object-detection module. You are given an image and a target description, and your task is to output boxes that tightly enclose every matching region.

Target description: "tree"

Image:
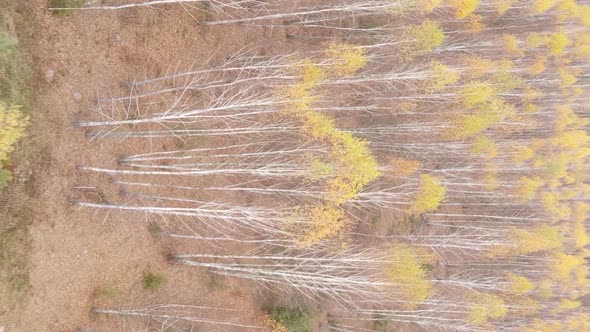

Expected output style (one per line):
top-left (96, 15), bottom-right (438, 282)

top-left (0, 103), bottom-right (28, 164)
top-left (412, 174), bottom-right (447, 213)
top-left (448, 0), bottom-right (480, 19)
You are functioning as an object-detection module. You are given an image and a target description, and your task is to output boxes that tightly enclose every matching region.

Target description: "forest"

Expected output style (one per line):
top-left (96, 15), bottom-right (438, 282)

top-left (1, 0), bottom-right (589, 331)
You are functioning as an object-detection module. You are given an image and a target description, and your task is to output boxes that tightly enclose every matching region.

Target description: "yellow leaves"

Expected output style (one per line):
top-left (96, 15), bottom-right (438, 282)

top-left (0, 103), bottom-right (28, 165)
top-left (424, 61), bottom-right (459, 92)
top-left (463, 56), bottom-right (494, 78)
top-left (502, 34), bottom-right (523, 56)
top-left (566, 314), bottom-right (590, 332)
top-left (547, 32), bottom-right (570, 56)
top-left (573, 202), bottom-right (589, 248)
top-left (516, 176), bottom-right (544, 202)
top-left (416, 0), bottom-right (445, 13)
top-left (390, 158), bottom-right (422, 177)
top-left (559, 68), bottom-right (578, 88)
top-left (506, 273), bottom-right (534, 295)
top-left (540, 192), bottom-right (571, 220)
top-left (298, 203), bottom-right (351, 247)
top-left (554, 105), bottom-right (585, 132)
top-left (448, 0), bottom-right (480, 19)
top-left (326, 43), bottom-right (368, 77)
top-left (412, 174), bottom-right (446, 213)
top-left (504, 225), bottom-right (563, 256)
top-left (551, 130), bottom-right (589, 149)
top-left (512, 146), bottom-right (535, 164)
top-left (558, 299), bottom-right (582, 311)
top-left (459, 81), bottom-right (498, 108)
top-left (531, 0), bottom-right (557, 14)
top-left (467, 293), bottom-right (507, 325)
top-left (403, 20), bottom-right (446, 57)
top-left (528, 57), bottom-right (547, 76)
top-left (261, 314), bottom-right (288, 332)
top-left (470, 135), bottom-right (497, 157)
top-left (510, 225), bottom-right (563, 255)
top-left (551, 251), bottom-right (585, 280)
top-left (386, 244), bottom-right (434, 308)
top-left (496, 0), bottom-right (513, 15)
top-left (467, 14), bottom-right (485, 34)
top-left (526, 33), bottom-right (549, 49)
top-left (307, 156), bottom-right (335, 180)
top-left (522, 320), bottom-right (562, 332)
top-left (451, 101), bottom-right (508, 139)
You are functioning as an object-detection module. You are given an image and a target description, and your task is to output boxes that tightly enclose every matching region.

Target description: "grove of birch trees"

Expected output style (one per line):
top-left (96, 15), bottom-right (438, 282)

top-left (61, 0), bottom-right (590, 331)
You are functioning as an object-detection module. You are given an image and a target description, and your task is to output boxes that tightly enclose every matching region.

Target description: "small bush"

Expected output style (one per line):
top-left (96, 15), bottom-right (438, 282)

top-left (0, 169), bottom-right (12, 189)
top-left (142, 272), bottom-right (167, 290)
top-left (270, 307), bottom-right (313, 332)
top-left (49, 0), bottom-right (84, 16)
top-left (94, 286), bottom-right (121, 299)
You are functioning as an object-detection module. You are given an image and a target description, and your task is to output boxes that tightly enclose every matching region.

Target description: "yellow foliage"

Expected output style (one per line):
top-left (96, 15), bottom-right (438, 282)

top-left (307, 156), bottom-right (335, 180)
top-left (468, 293), bottom-right (507, 325)
top-left (548, 32), bottom-right (570, 56)
top-left (551, 251), bottom-right (585, 280)
top-left (566, 314), bottom-right (590, 332)
top-left (298, 203), bottom-right (351, 247)
top-left (522, 320), bottom-right (562, 332)
top-left (470, 135), bottom-right (497, 157)
top-left (510, 225), bottom-right (563, 255)
top-left (516, 176), bottom-right (544, 202)
top-left (412, 174), bottom-right (446, 213)
top-left (528, 57), bottom-right (547, 76)
top-left (424, 61), bottom-right (459, 92)
top-left (448, 0), bottom-right (480, 19)
top-left (506, 273), bottom-right (534, 295)
top-left (573, 203), bottom-right (589, 248)
top-left (512, 146), bottom-right (535, 164)
top-left (403, 20), bottom-right (446, 56)
top-left (386, 244), bottom-right (434, 308)
top-left (523, 103), bottom-right (539, 114)
top-left (326, 43), bottom-right (368, 77)
top-left (538, 279), bottom-right (554, 298)
top-left (261, 314), bottom-right (288, 332)
top-left (497, 0), bottom-right (513, 15)
top-left (463, 56), bottom-right (494, 78)
top-left (507, 296), bottom-right (541, 317)
top-left (299, 60), bottom-right (325, 88)
top-left (390, 158), bottom-right (422, 177)
top-left (526, 33), bottom-right (548, 49)
top-left (555, 105), bottom-right (587, 131)
top-left (0, 103), bottom-right (28, 165)
top-left (523, 86), bottom-right (544, 103)
top-left (541, 192), bottom-right (571, 220)
top-left (467, 14), bottom-right (485, 33)
top-left (415, 0), bottom-right (445, 13)
top-left (558, 299), bottom-right (582, 311)
top-left (503, 34), bottom-right (523, 56)
top-left (551, 130), bottom-right (589, 149)
top-left (459, 81), bottom-right (498, 108)
top-left (559, 68), bottom-right (578, 87)
top-left (578, 5), bottom-right (590, 26)
top-left (531, 0), bottom-right (557, 14)
top-left (483, 165), bottom-right (499, 190)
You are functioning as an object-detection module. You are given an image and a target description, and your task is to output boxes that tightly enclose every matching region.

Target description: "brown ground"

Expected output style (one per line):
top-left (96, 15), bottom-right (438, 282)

top-left (1, 1), bottom-right (322, 331)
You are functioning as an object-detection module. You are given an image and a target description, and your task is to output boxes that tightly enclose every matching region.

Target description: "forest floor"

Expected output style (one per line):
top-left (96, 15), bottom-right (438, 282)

top-left (0, 1), bottom-right (294, 331)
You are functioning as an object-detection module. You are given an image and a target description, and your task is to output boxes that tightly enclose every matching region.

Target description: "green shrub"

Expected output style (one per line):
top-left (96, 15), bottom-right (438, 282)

top-left (270, 307), bottom-right (313, 332)
top-left (0, 169), bottom-right (12, 189)
top-left (49, 0), bottom-right (84, 15)
top-left (142, 272), bottom-right (167, 290)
